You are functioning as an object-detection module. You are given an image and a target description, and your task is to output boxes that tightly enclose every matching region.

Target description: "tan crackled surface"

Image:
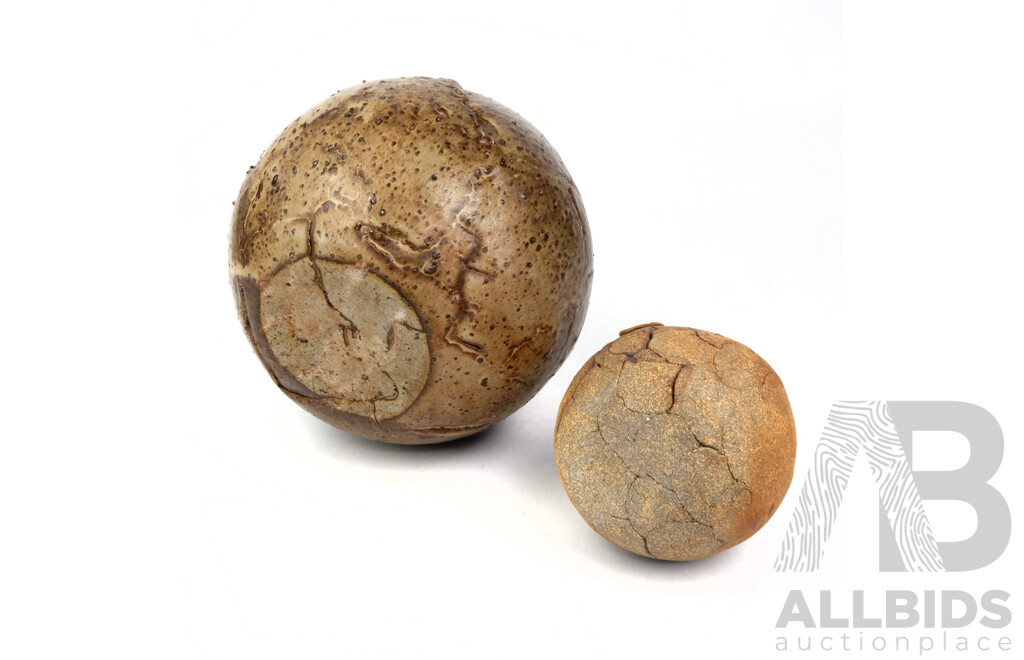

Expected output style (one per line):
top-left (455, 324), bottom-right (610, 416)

top-left (554, 324), bottom-right (796, 561)
top-left (230, 77), bottom-right (593, 444)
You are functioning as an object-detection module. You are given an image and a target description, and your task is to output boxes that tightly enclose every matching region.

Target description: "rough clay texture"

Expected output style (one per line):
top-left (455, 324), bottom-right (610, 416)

top-left (554, 324), bottom-right (796, 561)
top-left (230, 78), bottom-right (593, 444)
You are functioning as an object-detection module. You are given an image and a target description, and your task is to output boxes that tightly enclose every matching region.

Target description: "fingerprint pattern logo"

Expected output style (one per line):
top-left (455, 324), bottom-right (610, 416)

top-left (774, 401), bottom-right (944, 572)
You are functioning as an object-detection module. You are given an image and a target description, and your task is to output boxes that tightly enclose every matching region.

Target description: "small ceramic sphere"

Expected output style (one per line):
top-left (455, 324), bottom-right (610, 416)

top-left (230, 77), bottom-right (592, 444)
top-left (554, 323), bottom-right (796, 561)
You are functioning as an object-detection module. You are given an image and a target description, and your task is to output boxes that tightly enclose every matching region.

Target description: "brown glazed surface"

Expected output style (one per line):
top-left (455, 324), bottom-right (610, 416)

top-left (554, 324), bottom-right (796, 560)
top-left (230, 78), bottom-right (593, 444)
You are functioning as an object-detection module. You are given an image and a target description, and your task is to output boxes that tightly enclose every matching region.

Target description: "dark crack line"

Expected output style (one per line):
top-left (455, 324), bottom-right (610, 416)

top-left (607, 510), bottom-right (652, 557)
top-left (641, 326), bottom-right (654, 352)
top-left (669, 363), bottom-right (683, 410)
top-left (608, 353), bottom-right (751, 505)
top-left (597, 423), bottom-right (727, 549)
top-left (646, 346), bottom-right (669, 362)
top-left (577, 337), bottom-right (758, 552)
top-left (306, 218), bottom-right (359, 344)
top-left (611, 346), bottom-right (683, 416)
top-left (610, 353), bottom-right (751, 499)
top-left (753, 369), bottom-right (774, 403)
top-left (668, 379), bottom-right (752, 498)
top-left (237, 196), bottom-right (352, 268)
top-left (370, 371), bottom-right (400, 432)
top-left (376, 370), bottom-right (400, 403)
top-left (680, 414), bottom-right (753, 497)
top-left (445, 322), bottom-right (483, 355)
top-left (694, 329), bottom-right (726, 350)
top-left (621, 475), bottom-right (653, 557)
top-left (609, 325), bottom-right (667, 362)
top-left (386, 320), bottom-right (426, 351)
top-left (641, 470), bottom-right (728, 545)
top-left (595, 422), bottom-right (636, 477)
top-left (614, 390), bottom-right (645, 416)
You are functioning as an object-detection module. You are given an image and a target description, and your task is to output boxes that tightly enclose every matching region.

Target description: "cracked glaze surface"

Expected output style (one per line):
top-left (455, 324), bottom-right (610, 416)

top-left (230, 78), bottom-right (593, 443)
top-left (554, 324), bottom-right (796, 561)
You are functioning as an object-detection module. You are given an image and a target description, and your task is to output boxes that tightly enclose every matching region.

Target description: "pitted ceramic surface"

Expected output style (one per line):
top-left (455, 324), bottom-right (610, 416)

top-left (230, 77), bottom-right (592, 443)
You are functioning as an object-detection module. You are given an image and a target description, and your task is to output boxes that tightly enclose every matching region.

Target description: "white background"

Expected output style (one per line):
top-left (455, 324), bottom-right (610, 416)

top-left (1, 1), bottom-right (1021, 657)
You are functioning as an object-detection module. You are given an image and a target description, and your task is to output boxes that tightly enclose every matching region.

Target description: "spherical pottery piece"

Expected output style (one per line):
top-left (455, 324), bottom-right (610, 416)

top-left (230, 77), bottom-right (593, 444)
top-left (554, 323), bottom-right (796, 560)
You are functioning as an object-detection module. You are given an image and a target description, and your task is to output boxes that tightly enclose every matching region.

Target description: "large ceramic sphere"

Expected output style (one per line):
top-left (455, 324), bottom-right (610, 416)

top-left (230, 78), bottom-right (592, 444)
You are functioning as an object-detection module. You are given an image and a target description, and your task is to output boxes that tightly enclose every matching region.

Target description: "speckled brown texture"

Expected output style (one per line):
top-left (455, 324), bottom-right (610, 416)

top-left (230, 77), bottom-right (593, 444)
top-left (554, 324), bottom-right (796, 561)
